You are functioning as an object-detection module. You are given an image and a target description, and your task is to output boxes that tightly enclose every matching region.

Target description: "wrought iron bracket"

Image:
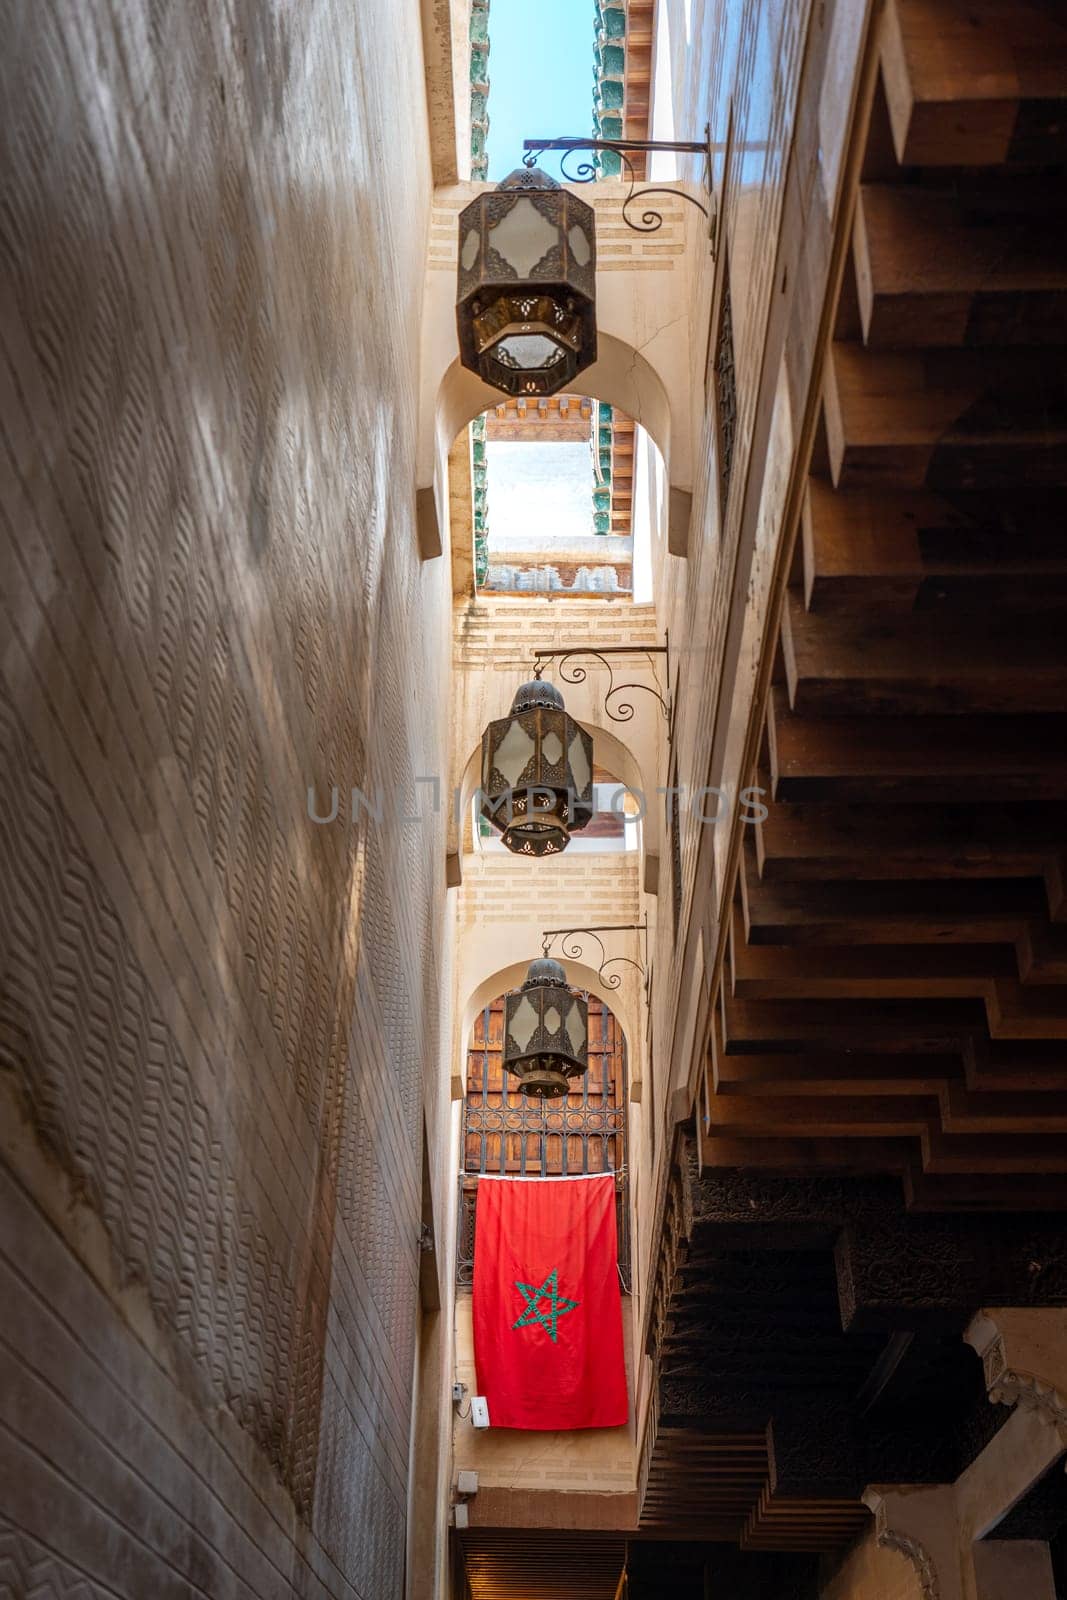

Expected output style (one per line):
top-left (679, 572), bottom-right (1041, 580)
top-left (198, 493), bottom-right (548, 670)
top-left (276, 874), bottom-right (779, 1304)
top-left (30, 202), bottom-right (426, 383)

top-left (541, 921), bottom-right (648, 994)
top-left (522, 130), bottom-right (717, 246)
top-left (531, 641), bottom-right (673, 744)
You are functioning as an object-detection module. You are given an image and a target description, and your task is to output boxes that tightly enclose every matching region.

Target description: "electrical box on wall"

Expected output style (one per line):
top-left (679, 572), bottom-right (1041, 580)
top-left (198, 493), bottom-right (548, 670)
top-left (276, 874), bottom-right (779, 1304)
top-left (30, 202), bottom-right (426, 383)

top-left (470, 1395), bottom-right (490, 1429)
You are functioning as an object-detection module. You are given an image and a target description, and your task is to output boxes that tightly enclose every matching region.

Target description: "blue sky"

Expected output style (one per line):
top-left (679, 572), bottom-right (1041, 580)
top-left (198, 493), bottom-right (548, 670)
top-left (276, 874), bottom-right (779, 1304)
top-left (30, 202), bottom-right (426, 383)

top-left (486, 0), bottom-right (595, 182)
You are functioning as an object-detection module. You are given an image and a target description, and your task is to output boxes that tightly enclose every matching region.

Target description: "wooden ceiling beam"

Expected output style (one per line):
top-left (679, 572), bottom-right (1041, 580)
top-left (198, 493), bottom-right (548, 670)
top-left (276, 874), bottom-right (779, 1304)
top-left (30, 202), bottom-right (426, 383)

top-left (782, 588), bottom-right (1067, 716)
top-left (853, 182), bottom-right (1067, 348)
top-left (802, 480), bottom-right (1067, 613)
top-left (752, 790), bottom-right (1066, 884)
top-left (766, 689), bottom-right (1067, 802)
top-left (880, 0), bottom-right (1067, 167)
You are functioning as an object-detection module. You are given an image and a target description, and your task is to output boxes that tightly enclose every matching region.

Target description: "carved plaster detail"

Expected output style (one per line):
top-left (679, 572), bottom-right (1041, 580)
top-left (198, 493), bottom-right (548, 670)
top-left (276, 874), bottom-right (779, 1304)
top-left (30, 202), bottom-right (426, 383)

top-left (864, 1487), bottom-right (957, 1600)
top-left (986, 1366), bottom-right (1067, 1439)
top-left (967, 1313), bottom-right (1067, 1445)
top-left (876, 1520), bottom-right (941, 1600)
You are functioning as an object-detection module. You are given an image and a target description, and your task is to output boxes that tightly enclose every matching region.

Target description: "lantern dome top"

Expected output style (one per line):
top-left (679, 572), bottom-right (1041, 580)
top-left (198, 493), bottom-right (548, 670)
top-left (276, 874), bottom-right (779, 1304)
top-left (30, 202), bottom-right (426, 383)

top-left (523, 957), bottom-right (568, 989)
top-left (511, 677), bottom-right (565, 714)
top-left (498, 165), bottom-right (561, 191)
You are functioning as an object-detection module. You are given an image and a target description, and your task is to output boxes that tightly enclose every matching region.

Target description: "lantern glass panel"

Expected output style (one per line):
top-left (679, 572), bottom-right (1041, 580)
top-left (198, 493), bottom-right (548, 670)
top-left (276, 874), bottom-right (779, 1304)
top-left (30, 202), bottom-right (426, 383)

top-left (496, 333), bottom-right (565, 370)
top-left (507, 993), bottom-right (539, 1053)
top-left (567, 222), bottom-right (592, 266)
top-left (568, 728), bottom-right (591, 797)
top-left (492, 717), bottom-right (536, 785)
top-left (488, 197), bottom-right (558, 277)
top-left (565, 999), bottom-right (586, 1055)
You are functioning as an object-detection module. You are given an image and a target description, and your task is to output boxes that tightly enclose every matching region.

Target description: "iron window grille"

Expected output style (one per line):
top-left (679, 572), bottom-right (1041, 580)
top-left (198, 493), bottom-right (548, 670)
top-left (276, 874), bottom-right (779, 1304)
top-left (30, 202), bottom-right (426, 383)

top-left (457, 994), bottom-right (631, 1289)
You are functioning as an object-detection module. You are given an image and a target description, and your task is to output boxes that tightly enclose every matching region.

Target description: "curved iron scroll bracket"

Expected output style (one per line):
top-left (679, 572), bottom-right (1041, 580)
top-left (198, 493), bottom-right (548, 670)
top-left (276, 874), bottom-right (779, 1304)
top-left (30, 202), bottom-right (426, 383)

top-left (532, 642), bottom-right (673, 746)
top-left (541, 921), bottom-right (648, 994)
top-left (522, 131), bottom-right (716, 246)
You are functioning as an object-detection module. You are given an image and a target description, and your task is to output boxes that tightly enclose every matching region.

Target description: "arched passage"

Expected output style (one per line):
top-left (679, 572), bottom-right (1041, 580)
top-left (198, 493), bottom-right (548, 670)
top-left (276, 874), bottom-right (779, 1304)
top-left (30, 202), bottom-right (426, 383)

top-left (456, 980), bottom-right (630, 1286)
top-left (449, 716), bottom-right (660, 873)
top-left (425, 332), bottom-right (679, 500)
top-left (460, 957), bottom-right (636, 1057)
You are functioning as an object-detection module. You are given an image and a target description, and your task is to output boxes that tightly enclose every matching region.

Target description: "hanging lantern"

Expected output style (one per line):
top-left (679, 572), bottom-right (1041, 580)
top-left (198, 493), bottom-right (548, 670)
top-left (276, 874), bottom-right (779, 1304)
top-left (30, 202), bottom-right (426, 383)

top-left (503, 957), bottom-right (589, 1098)
top-left (456, 167), bottom-right (597, 398)
top-left (480, 678), bottom-right (594, 857)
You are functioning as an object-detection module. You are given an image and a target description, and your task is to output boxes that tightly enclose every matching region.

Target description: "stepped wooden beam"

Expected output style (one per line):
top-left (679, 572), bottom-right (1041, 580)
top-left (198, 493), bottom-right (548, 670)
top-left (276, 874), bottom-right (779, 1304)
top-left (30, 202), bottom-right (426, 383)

top-left (650, 1379), bottom-right (869, 1551)
top-left (801, 483), bottom-right (1067, 614)
top-left (853, 184), bottom-right (1067, 349)
top-left (647, 0), bottom-right (1067, 1550)
top-left (880, 0), bottom-right (1067, 167)
top-left (676, 1152), bottom-right (1067, 1316)
top-left (782, 590), bottom-right (1067, 716)
top-left (823, 344), bottom-right (1067, 490)
top-left (752, 793), bottom-right (1067, 885)
top-left (766, 691), bottom-right (1067, 803)
top-left (712, 0), bottom-right (1067, 1203)
top-left (640, 1151), bottom-right (1067, 1553)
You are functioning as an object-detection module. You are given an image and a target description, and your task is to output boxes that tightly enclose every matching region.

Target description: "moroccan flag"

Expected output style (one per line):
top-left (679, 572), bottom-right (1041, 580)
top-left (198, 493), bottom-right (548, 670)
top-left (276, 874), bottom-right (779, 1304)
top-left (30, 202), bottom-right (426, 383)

top-left (472, 1173), bottom-right (628, 1430)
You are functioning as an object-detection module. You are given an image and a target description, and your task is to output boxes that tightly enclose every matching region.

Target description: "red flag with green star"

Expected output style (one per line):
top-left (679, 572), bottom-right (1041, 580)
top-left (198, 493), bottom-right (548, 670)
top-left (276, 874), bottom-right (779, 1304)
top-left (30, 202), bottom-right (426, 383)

top-left (472, 1173), bottom-right (628, 1430)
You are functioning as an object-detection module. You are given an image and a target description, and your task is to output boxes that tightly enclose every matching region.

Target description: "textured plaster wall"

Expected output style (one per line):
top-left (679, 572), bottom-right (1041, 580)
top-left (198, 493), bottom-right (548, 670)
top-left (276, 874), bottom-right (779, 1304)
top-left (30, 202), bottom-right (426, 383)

top-left (0, 2), bottom-right (452, 1597)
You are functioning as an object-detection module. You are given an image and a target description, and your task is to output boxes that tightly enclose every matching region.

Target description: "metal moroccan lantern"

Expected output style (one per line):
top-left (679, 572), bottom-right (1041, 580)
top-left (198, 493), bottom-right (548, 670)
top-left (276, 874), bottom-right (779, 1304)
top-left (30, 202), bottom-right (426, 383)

top-left (480, 678), bottom-right (594, 856)
top-left (456, 166), bottom-right (597, 398)
top-left (504, 958), bottom-right (589, 1098)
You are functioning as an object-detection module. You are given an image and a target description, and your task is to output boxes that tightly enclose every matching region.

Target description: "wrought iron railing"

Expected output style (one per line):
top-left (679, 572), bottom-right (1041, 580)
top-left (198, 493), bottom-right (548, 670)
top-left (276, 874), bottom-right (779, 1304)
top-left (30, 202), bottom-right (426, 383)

top-left (462, 1090), bottom-right (626, 1177)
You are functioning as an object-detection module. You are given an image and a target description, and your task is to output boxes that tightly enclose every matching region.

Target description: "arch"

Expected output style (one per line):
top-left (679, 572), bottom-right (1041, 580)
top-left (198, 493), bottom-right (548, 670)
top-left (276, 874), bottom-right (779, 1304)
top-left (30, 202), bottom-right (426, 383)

top-left (459, 942), bottom-right (641, 1060)
top-left (458, 962), bottom-right (636, 1152)
top-left (448, 715), bottom-right (660, 869)
top-left (426, 334), bottom-right (676, 496)
top-left (460, 958), bottom-right (631, 1055)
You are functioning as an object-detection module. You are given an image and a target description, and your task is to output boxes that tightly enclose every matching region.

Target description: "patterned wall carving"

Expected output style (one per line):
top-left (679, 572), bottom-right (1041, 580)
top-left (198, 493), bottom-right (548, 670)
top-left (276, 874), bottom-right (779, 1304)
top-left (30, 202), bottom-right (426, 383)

top-left (0, 0), bottom-right (447, 1595)
top-left (0, 688), bottom-right (298, 1472)
top-left (0, 1523), bottom-right (108, 1600)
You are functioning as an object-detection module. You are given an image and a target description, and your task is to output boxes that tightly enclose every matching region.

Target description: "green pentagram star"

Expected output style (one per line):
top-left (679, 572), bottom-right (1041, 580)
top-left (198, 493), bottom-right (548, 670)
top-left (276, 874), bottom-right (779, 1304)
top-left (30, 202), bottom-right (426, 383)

top-left (511, 1269), bottom-right (580, 1343)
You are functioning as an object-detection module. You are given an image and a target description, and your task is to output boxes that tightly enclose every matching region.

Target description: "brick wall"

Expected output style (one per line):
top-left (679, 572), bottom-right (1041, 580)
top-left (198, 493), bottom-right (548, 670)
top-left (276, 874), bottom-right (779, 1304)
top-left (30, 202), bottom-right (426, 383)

top-left (458, 854), bottom-right (641, 930)
top-left (0, 3), bottom-right (447, 1597)
top-left (453, 598), bottom-right (659, 673)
